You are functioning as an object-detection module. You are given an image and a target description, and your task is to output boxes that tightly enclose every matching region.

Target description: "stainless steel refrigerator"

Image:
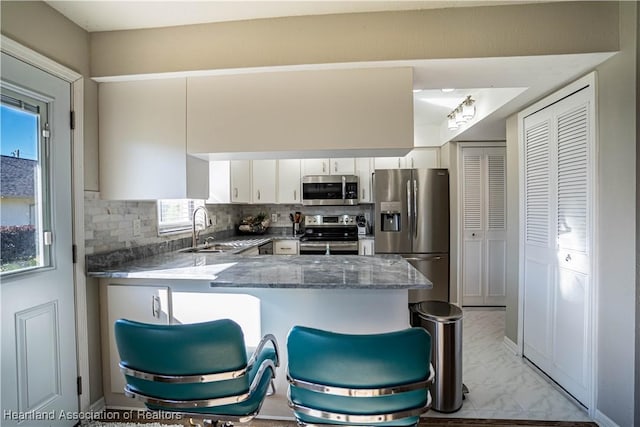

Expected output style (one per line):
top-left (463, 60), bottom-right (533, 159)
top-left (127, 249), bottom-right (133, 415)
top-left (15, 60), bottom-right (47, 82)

top-left (374, 168), bottom-right (450, 303)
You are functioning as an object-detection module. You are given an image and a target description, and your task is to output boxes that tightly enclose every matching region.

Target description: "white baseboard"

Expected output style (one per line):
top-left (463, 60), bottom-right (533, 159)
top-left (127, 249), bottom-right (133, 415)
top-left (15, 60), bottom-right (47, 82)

top-left (89, 397), bottom-right (105, 413)
top-left (594, 409), bottom-right (620, 427)
top-left (503, 336), bottom-right (520, 355)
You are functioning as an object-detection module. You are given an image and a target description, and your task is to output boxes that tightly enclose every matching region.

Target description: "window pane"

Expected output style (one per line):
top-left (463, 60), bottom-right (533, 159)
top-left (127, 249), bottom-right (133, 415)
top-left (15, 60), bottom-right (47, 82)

top-left (1, 93), bottom-right (49, 274)
top-left (157, 199), bottom-right (204, 234)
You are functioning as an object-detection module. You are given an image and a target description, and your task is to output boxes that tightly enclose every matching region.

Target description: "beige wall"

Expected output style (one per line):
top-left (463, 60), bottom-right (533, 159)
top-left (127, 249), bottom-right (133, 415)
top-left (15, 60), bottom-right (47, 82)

top-left (595, 2), bottom-right (637, 424)
top-left (0, 0), bottom-right (102, 401)
top-left (504, 115), bottom-right (519, 343)
top-left (503, 3), bottom-right (637, 424)
top-left (1, 0), bottom-right (100, 192)
top-left (90, 2), bottom-right (619, 78)
top-left (636, 5), bottom-right (640, 425)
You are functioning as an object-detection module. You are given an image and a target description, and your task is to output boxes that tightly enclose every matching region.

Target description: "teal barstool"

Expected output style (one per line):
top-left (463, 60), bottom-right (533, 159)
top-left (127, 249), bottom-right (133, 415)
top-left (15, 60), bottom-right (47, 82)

top-left (287, 326), bottom-right (434, 427)
top-left (115, 318), bottom-right (279, 426)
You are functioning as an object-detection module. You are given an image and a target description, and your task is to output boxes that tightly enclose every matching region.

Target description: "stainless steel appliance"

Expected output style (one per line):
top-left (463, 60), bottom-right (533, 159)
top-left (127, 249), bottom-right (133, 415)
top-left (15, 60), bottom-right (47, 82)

top-left (374, 169), bottom-right (450, 302)
top-left (302, 175), bottom-right (359, 206)
top-left (299, 214), bottom-right (359, 255)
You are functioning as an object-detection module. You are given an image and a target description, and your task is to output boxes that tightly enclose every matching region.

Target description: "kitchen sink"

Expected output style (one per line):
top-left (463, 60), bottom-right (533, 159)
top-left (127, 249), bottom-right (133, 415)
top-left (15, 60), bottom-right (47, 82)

top-left (179, 238), bottom-right (272, 254)
top-left (178, 247), bottom-right (227, 253)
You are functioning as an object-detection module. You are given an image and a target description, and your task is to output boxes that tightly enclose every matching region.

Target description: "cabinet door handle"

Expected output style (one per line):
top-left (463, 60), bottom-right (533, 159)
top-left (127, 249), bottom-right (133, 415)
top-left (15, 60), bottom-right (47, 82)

top-left (398, 158), bottom-right (401, 168)
top-left (322, 162), bottom-right (326, 173)
top-left (334, 161), bottom-right (338, 173)
top-left (152, 295), bottom-right (161, 318)
top-left (257, 190), bottom-right (261, 200)
top-left (565, 254), bottom-right (572, 262)
top-left (294, 189), bottom-right (297, 200)
top-left (234, 188), bottom-right (238, 199)
top-left (411, 157), bottom-right (415, 168)
top-left (362, 189), bottom-right (365, 199)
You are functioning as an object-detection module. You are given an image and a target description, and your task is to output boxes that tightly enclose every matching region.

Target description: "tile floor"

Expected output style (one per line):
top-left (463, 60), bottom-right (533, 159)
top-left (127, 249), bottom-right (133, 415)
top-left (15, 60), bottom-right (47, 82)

top-left (427, 309), bottom-right (591, 421)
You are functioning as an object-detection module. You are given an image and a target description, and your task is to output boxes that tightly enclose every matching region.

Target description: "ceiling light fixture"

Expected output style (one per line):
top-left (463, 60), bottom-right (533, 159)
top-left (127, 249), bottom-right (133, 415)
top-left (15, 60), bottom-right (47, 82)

top-left (447, 113), bottom-right (458, 130)
top-left (441, 88), bottom-right (455, 93)
top-left (447, 95), bottom-right (476, 130)
top-left (462, 96), bottom-right (476, 119)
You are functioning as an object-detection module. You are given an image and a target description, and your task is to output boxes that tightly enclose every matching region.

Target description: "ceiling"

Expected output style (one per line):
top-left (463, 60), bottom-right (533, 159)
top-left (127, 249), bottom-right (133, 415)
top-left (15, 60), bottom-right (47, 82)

top-left (45, 1), bottom-right (613, 145)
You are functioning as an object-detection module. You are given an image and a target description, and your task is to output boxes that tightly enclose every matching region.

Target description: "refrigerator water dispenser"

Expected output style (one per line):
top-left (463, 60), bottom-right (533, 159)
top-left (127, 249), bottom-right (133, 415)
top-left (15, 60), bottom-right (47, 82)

top-left (381, 213), bottom-right (401, 232)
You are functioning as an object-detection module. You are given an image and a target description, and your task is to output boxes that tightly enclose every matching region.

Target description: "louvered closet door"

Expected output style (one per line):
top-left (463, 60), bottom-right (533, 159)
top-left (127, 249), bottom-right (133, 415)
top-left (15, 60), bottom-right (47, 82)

top-left (523, 107), bottom-right (555, 363)
top-left (461, 147), bottom-right (506, 306)
top-left (522, 87), bottom-right (592, 406)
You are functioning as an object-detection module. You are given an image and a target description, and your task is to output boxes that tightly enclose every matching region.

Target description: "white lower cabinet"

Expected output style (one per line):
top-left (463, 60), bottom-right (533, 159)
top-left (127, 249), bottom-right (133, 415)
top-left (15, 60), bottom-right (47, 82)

top-left (359, 239), bottom-right (374, 256)
top-left (105, 284), bottom-right (170, 394)
top-left (274, 240), bottom-right (299, 255)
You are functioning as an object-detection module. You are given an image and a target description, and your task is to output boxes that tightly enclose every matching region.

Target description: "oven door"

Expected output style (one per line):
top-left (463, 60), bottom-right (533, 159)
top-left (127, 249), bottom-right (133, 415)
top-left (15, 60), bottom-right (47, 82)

top-left (299, 241), bottom-right (359, 255)
top-left (302, 175), bottom-right (359, 206)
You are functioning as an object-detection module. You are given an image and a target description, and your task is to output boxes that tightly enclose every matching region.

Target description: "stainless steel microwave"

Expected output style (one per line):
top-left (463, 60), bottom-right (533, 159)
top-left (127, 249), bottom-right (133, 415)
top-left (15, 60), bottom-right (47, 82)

top-left (301, 175), bottom-right (359, 206)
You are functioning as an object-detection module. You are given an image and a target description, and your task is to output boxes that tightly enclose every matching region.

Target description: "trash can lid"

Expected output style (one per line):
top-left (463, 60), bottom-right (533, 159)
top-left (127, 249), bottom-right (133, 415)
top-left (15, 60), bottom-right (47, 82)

top-left (410, 300), bottom-right (463, 321)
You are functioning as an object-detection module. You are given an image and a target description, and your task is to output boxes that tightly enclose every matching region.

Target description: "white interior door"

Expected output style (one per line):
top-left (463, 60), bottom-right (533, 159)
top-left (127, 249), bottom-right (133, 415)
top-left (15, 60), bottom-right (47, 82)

top-left (461, 146), bottom-right (506, 306)
top-left (522, 87), bottom-right (593, 406)
top-left (1, 53), bottom-right (77, 425)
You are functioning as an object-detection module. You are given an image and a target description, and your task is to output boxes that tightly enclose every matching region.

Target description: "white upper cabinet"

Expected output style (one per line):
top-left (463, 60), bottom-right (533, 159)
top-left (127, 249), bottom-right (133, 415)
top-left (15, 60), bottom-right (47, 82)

top-left (208, 160), bottom-right (231, 203)
top-left (406, 148), bottom-right (440, 169)
top-left (355, 158), bottom-right (373, 203)
top-left (277, 159), bottom-right (301, 204)
top-left (230, 160), bottom-right (251, 203)
top-left (374, 156), bottom-right (404, 169)
top-left (252, 160), bottom-right (277, 204)
top-left (374, 148), bottom-right (440, 170)
top-left (302, 157), bottom-right (356, 175)
top-left (98, 78), bottom-right (208, 200)
top-left (302, 158), bottom-right (355, 175)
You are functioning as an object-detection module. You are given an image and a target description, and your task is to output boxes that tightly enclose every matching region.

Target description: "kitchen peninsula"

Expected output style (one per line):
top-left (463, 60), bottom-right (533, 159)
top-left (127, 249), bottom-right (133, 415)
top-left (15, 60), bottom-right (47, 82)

top-left (89, 251), bottom-right (431, 417)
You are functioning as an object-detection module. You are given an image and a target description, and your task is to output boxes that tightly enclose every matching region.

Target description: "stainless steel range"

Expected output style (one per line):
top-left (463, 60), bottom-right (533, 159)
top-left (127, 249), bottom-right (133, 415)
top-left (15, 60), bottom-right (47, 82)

top-left (299, 214), bottom-right (359, 255)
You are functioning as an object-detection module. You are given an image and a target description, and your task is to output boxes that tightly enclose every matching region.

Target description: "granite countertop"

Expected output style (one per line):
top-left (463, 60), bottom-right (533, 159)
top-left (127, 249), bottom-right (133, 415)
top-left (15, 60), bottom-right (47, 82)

top-left (87, 251), bottom-right (431, 290)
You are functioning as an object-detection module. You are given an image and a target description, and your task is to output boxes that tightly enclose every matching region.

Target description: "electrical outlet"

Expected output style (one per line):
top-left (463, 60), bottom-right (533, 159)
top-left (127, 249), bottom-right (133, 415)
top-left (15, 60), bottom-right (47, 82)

top-left (133, 219), bottom-right (141, 237)
top-left (210, 215), bottom-right (217, 226)
top-left (271, 213), bottom-right (278, 223)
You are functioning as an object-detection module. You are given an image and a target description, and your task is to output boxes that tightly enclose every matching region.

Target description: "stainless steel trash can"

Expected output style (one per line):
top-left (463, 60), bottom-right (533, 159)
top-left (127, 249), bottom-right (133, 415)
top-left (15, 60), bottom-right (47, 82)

top-left (410, 300), bottom-right (463, 413)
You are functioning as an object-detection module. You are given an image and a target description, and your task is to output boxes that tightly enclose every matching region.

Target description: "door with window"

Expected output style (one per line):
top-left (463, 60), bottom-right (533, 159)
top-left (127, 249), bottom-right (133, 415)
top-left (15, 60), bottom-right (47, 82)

top-left (1, 53), bottom-right (77, 425)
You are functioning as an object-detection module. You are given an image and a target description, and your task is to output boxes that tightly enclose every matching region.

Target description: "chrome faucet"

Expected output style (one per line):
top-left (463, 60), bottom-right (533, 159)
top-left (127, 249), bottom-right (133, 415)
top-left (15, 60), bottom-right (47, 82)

top-left (192, 206), bottom-right (209, 248)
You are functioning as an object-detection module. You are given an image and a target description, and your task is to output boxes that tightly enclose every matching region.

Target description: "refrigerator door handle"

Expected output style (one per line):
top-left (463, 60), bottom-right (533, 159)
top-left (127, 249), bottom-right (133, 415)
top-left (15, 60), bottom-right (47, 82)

top-left (405, 256), bottom-right (443, 261)
top-left (406, 180), bottom-right (412, 237)
top-left (413, 179), bottom-right (418, 238)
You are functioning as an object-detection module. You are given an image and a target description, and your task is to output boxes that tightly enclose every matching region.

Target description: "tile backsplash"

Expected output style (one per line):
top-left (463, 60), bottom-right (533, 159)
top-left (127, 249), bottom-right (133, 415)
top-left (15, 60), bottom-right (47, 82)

top-left (84, 191), bottom-right (241, 255)
top-left (84, 191), bottom-right (373, 256)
